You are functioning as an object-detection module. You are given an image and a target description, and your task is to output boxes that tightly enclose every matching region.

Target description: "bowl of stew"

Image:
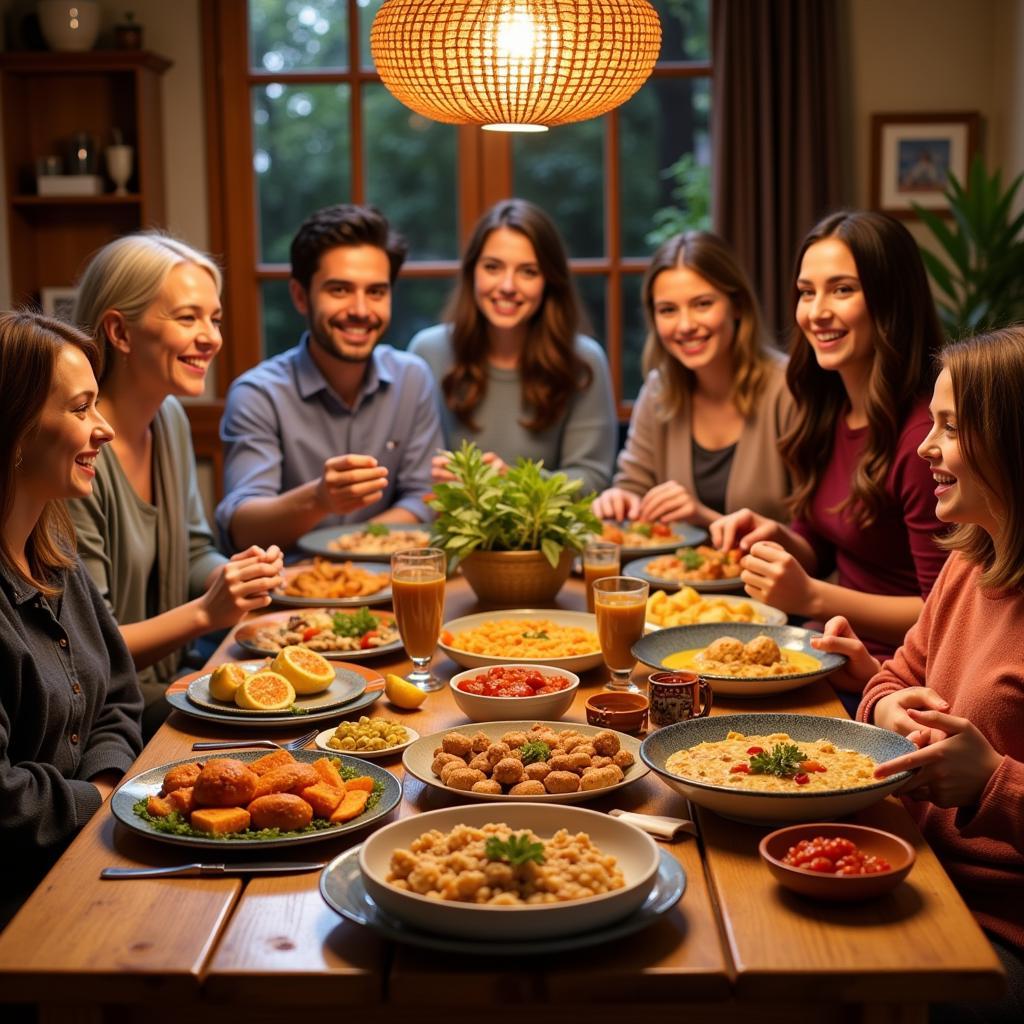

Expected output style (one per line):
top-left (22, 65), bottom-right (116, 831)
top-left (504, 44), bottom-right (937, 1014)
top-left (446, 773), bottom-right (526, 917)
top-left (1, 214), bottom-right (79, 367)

top-left (449, 664), bottom-right (579, 722)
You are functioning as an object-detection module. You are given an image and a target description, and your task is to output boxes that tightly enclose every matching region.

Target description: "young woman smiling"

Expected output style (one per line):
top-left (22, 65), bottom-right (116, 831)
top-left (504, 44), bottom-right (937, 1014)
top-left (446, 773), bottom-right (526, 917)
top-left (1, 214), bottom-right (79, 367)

top-left (409, 198), bottom-right (616, 495)
top-left (0, 310), bottom-right (142, 925)
top-left (712, 211), bottom-right (948, 678)
top-left (71, 233), bottom-right (283, 736)
top-left (593, 231), bottom-right (794, 527)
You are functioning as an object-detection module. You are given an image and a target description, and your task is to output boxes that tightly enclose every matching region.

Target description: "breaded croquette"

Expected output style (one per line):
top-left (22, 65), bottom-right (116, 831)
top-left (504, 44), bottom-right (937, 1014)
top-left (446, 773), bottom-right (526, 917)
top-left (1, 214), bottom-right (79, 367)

top-left (162, 763), bottom-right (202, 794)
top-left (247, 793), bottom-right (313, 831)
top-left (192, 759), bottom-right (259, 807)
top-left (253, 762), bottom-right (319, 799)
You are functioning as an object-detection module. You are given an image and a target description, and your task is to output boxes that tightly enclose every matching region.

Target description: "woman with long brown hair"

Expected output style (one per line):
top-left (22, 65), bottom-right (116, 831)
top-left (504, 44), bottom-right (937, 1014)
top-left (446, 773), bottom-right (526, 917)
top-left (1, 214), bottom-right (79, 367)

top-left (0, 310), bottom-right (142, 925)
top-left (593, 231), bottom-right (794, 526)
top-left (713, 210), bottom-right (948, 675)
top-left (409, 198), bottom-right (616, 493)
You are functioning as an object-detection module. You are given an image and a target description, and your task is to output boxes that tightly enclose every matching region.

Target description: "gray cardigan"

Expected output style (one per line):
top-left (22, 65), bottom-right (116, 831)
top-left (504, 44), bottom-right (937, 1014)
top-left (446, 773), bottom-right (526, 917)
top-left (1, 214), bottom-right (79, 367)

top-left (613, 358), bottom-right (796, 523)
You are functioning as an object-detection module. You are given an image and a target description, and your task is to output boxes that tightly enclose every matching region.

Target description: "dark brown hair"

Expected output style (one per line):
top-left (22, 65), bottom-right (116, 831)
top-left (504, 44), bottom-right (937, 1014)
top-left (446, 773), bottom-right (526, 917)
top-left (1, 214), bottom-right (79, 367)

top-left (290, 204), bottom-right (408, 289)
top-left (937, 326), bottom-right (1024, 589)
top-left (779, 210), bottom-right (945, 525)
top-left (640, 231), bottom-right (775, 420)
top-left (0, 310), bottom-right (102, 595)
top-left (441, 198), bottom-right (592, 433)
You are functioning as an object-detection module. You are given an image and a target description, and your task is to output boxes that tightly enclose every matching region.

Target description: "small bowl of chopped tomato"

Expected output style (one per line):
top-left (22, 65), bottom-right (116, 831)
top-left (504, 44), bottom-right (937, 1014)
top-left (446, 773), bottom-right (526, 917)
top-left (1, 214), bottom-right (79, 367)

top-left (449, 664), bottom-right (579, 722)
top-left (759, 823), bottom-right (916, 901)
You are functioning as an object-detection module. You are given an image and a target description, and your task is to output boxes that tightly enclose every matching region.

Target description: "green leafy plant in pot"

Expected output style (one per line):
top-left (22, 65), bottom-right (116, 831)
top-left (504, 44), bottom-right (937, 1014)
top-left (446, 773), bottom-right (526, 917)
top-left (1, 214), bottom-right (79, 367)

top-left (427, 442), bottom-right (601, 606)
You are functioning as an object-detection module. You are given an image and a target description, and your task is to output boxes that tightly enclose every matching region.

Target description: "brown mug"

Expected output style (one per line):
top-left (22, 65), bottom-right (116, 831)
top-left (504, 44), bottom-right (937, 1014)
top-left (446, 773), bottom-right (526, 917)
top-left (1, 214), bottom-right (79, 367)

top-left (648, 670), bottom-right (713, 727)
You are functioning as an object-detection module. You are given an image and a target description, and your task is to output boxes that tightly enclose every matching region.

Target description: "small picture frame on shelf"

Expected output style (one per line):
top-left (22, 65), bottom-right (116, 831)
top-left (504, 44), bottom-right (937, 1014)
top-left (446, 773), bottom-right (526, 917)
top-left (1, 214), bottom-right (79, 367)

top-left (871, 112), bottom-right (980, 218)
top-left (40, 287), bottom-right (79, 324)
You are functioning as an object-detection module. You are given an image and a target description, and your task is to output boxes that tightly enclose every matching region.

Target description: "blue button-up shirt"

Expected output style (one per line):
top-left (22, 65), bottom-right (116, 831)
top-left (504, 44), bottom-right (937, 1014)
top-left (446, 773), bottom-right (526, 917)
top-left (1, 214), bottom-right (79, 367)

top-left (216, 336), bottom-right (443, 551)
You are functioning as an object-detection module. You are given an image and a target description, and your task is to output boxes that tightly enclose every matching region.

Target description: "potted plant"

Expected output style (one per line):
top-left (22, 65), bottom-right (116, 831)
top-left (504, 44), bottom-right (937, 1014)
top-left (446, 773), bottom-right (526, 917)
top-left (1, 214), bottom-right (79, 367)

top-left (914, 156), bottom-right (1024, 334)
top-left (427, 442), bottom-right (601, 606)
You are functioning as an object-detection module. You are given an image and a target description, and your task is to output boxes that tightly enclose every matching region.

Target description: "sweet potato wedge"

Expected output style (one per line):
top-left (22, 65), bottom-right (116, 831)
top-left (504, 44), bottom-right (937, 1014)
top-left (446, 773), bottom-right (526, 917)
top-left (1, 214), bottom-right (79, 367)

top-left (329, 789), bottom-right (369, 823)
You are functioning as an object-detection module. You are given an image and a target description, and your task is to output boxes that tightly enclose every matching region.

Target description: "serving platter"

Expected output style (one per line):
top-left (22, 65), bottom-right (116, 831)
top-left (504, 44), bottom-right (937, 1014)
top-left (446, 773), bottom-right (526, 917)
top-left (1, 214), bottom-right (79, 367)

top-left (439, 607), bottom-right (603, 673)
top-left (402, 720), bottom-right (648, 804)
top-left (320, 845), bottom-right (685, 954)
top-left (271, 561), bottom-right (392, 608)
top-left (187, 662), bottom-right (366, 716)
top-left (297, 523), bottom-right (432, 562)
top-left (597, 521), bottom-right (707, 560)
top-left (631, 622), bottom-right (846, 697)
top-left (111, 749), bottom-right (402, 849)
top-left (644, 591), bottom-right (787, 628)
top-left (314, 725), bottom-right (420, 760)
top-left (234, 608), bottom-right (403, 661)
top-left (623, 555), bottom-right (745, 594)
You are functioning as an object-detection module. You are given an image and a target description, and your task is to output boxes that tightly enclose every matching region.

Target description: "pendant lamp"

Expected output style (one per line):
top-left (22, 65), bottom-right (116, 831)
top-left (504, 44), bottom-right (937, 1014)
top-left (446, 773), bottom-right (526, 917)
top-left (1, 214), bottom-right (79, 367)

top-left (370, 0), bottom-right (662, 132)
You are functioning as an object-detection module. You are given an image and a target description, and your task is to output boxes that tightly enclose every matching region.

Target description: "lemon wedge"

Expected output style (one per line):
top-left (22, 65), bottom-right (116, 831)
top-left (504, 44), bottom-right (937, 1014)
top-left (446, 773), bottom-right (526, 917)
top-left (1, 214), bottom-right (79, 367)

top-left (235, 671), bottom-right (296, 711)
top-left (272, 645), bottom-right (335, 695)
top-left (208, 662), bottom-right (248, 702)
top-left (385, 673), bottom-right (427, 709)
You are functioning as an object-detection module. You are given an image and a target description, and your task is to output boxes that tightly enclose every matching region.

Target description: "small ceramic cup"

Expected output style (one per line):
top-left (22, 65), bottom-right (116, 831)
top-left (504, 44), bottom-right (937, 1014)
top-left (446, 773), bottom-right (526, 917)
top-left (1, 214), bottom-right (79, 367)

top-left (648, 670), bottom-right (713, 728)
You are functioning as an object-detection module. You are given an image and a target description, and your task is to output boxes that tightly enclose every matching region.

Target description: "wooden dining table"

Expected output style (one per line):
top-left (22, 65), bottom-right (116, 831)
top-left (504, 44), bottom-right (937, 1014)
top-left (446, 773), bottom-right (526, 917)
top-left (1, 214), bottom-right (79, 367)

top-left (0, 575), bottom-right (1006, 1024)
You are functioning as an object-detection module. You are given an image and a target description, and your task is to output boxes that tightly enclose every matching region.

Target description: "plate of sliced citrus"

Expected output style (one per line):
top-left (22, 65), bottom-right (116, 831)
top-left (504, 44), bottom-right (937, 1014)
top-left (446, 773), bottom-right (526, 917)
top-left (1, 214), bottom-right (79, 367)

top-left (186, 647), bottom-right (367, 716)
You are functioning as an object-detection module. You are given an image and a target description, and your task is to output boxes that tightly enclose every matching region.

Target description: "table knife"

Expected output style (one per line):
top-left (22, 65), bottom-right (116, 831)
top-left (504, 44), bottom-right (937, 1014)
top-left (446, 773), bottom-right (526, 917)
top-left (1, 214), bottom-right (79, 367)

top-left (101, 861), bottom-right (326, 879)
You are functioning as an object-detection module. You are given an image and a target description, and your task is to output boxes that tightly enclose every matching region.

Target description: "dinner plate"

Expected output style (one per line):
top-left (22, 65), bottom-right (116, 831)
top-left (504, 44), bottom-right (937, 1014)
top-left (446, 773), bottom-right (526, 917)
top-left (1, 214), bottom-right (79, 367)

top-left (402, 720), bottom-right (648, 804)
top-left (623, 555), bottom-right (745, 594)
top-left (631, 622), bottom-right (846, 697)
top-left (234, 608), bottom-right (403, 661)
top-left (298, 523), bottom-right (433, 563)
top-left (187, 662), bottom-right (366, 716)
top-left (320, 845), bottom-right (685, 955)
top-left (111, 749), bottom-right (402, 850)
top-left (439, 608), bottom-right (603, 673)
top-left (597, 521), bottom-right (707, 561)
top-left (645, 591), bottom-right (787, 628)
top-left (314, 725), bottom-right (420, 760)
top-left (271, 562), bottom-right (392, 608)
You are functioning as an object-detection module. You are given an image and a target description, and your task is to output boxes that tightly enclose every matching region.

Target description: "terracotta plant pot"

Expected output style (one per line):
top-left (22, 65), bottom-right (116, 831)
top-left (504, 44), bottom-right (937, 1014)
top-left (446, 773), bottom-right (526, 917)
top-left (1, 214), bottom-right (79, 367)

top-left (458, 548), bottom-right (575, 607)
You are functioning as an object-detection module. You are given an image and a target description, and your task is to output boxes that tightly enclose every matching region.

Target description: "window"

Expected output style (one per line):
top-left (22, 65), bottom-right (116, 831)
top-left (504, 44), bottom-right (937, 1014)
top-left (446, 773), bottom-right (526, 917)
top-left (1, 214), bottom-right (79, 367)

top-left (204, 0), bottom-right (711, 415)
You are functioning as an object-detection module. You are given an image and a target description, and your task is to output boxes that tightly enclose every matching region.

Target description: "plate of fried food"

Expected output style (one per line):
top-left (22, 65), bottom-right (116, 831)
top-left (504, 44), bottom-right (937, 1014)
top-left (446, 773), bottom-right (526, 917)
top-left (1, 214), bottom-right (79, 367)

top-left (624, 546), bottom-right (745, 593)
top-left (273, 558), bottom-right (392, 608)
top-left (599, 520), bottom-right (707, 560)
top-left (631, 623), bottom-right (846, 697)
top-left (298, 523), bottom-right (433, 562)
top-left (111, 748), bottom-right (402, 849)
top-left (439, 609), bottom-right (604, 673)
top-left (235, 607), bottom-right (403, 661)
top-left (645, 586), bottom-right (786, 628)
top-left (402, 720), bottom-right (648, 804)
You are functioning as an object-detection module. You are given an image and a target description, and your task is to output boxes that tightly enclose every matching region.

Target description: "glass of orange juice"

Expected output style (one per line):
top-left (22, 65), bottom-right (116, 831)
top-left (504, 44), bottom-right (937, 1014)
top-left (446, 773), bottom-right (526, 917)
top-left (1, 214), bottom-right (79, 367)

top-left (593, 576), bottom-right (649, 693)
top-left (583, 540), bottom-right (620, 613)
top-left (390, 547), bottom-right (446, 692)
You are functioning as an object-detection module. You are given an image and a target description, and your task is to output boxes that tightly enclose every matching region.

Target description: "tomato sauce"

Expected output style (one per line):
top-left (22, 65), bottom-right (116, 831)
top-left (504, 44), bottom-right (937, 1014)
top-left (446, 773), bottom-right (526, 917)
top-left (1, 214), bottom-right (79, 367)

top-left (455, 666), bottom-right (571, 698)
top-left (782, 836), bottom-right (892, 875)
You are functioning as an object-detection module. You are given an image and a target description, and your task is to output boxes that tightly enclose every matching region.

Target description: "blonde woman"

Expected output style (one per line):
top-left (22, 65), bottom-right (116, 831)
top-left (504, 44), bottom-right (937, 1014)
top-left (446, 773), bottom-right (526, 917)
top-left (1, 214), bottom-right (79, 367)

top-left (71, 232), bottom-right (282, 735)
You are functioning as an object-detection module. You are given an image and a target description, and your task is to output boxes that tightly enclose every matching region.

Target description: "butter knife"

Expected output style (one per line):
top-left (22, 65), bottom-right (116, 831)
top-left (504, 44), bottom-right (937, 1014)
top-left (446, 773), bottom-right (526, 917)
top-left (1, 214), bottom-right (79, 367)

top-left (101, 861), bottom-right (326, 879)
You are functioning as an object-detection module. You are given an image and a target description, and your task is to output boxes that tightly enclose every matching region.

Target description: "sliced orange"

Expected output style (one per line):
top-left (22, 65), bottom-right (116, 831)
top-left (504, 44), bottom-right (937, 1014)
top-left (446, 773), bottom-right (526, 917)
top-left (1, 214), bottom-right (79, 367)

top-left (272, 645), bottom-right (334, 695)
top-left (208, 662), bottom-right (249, 702)
top-left (234, 670), bottom-right (296, 711)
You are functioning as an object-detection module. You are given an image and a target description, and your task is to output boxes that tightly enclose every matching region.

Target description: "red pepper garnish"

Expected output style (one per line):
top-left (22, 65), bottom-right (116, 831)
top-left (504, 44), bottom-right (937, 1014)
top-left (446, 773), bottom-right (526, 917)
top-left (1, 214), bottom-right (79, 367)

top-left (302, 626), bottom-right (319, 642)
top-left (730, 763), bottom-right (751, 774)
top-left (793, 772), bottom-right (810, 785)
top-left (360, 629), bottom-right (380, 649)
top-left (746, 746), bottom-right (764, 755)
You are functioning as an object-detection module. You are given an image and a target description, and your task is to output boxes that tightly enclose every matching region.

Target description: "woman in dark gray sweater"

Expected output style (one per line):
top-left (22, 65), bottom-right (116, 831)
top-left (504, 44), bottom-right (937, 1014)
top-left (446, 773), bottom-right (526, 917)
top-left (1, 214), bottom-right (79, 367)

top-left (0, 311), bottom-right (143, 928)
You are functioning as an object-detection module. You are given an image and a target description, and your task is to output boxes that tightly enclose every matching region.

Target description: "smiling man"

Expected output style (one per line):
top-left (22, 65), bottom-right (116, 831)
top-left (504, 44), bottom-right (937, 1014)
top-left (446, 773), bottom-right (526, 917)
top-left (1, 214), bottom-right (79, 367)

top-left (217, 205), bottom-right (442, 553)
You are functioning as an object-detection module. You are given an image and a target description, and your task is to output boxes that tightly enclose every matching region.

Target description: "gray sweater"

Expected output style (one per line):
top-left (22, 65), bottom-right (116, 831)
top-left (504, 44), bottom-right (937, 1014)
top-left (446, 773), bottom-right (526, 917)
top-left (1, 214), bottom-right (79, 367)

top-left (409, 324), bottom-right (617, 496)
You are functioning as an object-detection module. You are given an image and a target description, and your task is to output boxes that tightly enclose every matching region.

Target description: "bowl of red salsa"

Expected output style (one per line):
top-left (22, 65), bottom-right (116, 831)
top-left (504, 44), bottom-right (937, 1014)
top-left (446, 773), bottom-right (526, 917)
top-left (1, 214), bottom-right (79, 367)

top-left (449, 664), bottom-right (580, 722)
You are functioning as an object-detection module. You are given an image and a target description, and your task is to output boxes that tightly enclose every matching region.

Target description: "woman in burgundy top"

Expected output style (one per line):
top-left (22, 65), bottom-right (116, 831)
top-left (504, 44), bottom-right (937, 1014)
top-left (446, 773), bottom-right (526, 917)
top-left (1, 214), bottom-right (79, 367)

top-left (713, 211), bottom-right (948, 682)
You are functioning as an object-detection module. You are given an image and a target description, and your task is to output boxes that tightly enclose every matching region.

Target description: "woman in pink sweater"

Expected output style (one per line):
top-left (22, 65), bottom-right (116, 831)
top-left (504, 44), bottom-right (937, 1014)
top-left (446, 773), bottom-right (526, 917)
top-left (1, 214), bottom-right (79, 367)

top-left (821, 327), bottom-right (1024, 1021)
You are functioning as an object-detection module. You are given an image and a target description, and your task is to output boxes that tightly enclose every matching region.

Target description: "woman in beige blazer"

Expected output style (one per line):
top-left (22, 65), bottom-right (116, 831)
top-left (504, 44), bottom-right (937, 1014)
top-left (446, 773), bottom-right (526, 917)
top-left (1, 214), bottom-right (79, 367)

top-left (594, 231), bottom-right (794, 528)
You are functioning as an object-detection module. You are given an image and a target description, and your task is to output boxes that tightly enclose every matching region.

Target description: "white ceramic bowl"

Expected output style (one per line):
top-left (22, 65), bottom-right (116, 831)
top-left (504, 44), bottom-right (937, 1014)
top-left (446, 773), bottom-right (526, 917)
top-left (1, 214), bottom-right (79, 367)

top-left (358, 802), bottom-right (660, 940)
top-left (449, 664), bottom-right (579, 722)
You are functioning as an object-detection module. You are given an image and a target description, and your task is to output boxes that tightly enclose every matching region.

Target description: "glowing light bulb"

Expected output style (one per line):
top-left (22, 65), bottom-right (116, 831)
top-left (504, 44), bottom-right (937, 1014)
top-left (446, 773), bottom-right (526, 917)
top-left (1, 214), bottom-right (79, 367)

top-left (495, 8), bottom-right (538, 61)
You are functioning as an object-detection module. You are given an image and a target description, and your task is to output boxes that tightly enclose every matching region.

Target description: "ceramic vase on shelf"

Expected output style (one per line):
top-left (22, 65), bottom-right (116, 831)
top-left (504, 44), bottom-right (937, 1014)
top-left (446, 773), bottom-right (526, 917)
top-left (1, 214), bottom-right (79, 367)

top-left (105, 145), bottom-right (134, 195)
top-left (37, 1), bottom-right (100, 52)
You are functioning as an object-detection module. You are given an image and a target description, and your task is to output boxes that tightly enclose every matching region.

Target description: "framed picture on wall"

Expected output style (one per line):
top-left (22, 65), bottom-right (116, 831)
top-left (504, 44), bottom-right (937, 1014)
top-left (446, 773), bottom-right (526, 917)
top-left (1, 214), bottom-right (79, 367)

top-left (871, 112), bottom-right (981, 218)
top-left (40, 286), bottom-right (79, 323)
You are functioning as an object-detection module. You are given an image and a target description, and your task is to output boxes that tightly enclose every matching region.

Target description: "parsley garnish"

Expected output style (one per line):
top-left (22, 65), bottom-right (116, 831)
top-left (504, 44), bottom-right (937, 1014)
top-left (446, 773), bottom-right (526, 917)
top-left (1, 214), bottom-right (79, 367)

top-left (485, 833), bottom-right (546, 867)
top-left (365, 523), bottom-right (389, 537)
top-left (749, 742), bottom-right (807, 778)
top-left (679, 547), bottom-right (703, 570)
top-left (519, 740), bottom-right (551, 765)
top-left (631, 521), bottom-right (653, 538)
top-left (332, 606), bottom-right (379, 637)
top-left (521, 629), bottom-right (550, 640)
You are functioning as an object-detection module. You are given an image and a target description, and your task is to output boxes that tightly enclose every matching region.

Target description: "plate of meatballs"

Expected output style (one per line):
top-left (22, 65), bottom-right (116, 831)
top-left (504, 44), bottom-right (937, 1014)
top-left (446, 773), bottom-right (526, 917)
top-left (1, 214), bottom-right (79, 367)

top-left (110, 748), bottom-right (402, 849)
top-left (402, 720), bottom-right (648, 804)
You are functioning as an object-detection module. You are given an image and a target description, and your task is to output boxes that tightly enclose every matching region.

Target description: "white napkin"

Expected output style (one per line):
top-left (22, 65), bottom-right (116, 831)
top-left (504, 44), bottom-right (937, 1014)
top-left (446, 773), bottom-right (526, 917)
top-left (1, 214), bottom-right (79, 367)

top-left (609, 808), bottom-right (697, 840)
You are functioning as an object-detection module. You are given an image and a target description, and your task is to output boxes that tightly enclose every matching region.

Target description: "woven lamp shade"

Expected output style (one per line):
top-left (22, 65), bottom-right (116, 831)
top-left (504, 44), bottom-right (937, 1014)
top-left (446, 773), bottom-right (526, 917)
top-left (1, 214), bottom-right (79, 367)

top-left (370, 0), bottom-right (662, 131)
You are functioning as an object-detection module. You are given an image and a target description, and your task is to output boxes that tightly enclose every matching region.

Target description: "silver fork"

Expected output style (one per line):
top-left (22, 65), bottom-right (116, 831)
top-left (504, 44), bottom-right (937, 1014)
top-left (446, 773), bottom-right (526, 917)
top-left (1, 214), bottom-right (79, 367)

top-left (192, 728), bottom-right (319, 753)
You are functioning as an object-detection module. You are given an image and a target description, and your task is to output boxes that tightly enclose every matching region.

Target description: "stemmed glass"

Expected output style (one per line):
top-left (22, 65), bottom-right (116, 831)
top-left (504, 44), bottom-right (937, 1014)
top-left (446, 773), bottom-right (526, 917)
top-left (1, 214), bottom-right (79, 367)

top-left (593, 576), bottom-right (649, 693)
top-left (390, 547), bottom-right (446, 692)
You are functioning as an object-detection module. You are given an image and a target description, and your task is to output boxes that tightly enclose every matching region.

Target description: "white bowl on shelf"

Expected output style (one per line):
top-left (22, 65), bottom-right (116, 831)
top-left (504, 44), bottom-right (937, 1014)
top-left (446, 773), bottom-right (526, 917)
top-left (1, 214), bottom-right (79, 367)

top-left (449, 664), bottom-right (579, 722)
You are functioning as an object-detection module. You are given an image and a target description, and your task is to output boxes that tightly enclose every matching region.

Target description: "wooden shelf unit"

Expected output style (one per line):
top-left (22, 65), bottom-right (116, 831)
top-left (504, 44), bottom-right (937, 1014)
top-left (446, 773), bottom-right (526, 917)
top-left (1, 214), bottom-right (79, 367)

top-left (0, 50), bottom-right (172, 307)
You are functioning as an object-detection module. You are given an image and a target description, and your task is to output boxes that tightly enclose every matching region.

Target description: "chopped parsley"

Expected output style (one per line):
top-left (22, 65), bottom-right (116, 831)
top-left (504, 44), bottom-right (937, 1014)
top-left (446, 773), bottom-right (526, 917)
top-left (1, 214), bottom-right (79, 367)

top-left (332, 606), bottom-right (380, 638)
top-left (485, 833), bottom-right (546, 867)
top-left (749, 742), bottom-right (807, 778)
